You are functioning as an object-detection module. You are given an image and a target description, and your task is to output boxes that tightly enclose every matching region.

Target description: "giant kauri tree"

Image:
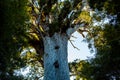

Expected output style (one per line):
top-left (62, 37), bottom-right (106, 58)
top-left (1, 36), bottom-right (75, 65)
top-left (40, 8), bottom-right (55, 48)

top-left (1, 0), bottom-right (92, 80)
top-left (27, 0), bottom-right (91, 80)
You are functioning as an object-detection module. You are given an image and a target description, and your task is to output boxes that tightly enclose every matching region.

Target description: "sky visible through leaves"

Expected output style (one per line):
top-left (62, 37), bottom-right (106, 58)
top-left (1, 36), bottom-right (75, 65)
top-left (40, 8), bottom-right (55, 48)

top-left (68, 31), bottom-right (95, 62)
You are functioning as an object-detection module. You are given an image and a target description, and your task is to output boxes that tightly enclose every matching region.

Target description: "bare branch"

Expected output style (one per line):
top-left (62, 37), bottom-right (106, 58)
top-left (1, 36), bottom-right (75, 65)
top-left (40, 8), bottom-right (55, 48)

top-left (69, 39), bottom-right (75, 42)
top-left (69, 40), bottom-right (80, 50)
top-left (36, 4), bottom-right (47, 25)
top-left (29, 0), bottom-right (48, 39)
top-left (77, 29), bottom-right (88, 38)
top-left (71, 35), bottom-right (77, 39)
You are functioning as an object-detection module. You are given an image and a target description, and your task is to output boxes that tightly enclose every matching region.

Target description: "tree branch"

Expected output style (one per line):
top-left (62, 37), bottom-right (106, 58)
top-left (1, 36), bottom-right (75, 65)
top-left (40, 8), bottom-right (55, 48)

top-left (69, 40), bottom-right (80, 50)
top-left (71, 35), bottom-right (77, 39)
top-left (29, 0), bottom-right (48, 39)
top-left (66, 23), bottom-right (85, 37)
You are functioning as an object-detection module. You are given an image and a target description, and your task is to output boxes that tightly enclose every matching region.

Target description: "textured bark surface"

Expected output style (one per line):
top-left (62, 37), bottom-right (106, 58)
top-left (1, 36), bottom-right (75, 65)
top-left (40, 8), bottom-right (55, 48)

top-left (43, 33), bottom-right (70, 80)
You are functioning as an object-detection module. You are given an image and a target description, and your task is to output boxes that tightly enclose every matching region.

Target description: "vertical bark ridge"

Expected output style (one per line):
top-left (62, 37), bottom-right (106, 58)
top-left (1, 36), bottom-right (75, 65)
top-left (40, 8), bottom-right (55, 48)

top-left (43, 33), bottom-right (70, 80)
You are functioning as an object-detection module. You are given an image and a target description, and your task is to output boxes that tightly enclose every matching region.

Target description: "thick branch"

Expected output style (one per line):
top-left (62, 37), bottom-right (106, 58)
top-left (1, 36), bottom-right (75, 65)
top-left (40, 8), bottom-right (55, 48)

top-left (66, 0), bottom-right (90, 37)
top-left (66, 23), bottom-right (85, 37)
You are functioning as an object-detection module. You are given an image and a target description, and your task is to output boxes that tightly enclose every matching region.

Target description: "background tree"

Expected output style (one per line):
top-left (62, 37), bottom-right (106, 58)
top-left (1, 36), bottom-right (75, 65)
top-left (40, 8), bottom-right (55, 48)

top-left (69, 59), bottom-right (93, 80)
top-left (87, 0), bottom-right (120, 79)
top-left (86, 23), bottom-right (120, 80)
top-left (69, 0), bottom-right (120, 80)
top-left (0, 0), bottom-right (29, 79)
top-left (26, 0), bottom-right (92, 80)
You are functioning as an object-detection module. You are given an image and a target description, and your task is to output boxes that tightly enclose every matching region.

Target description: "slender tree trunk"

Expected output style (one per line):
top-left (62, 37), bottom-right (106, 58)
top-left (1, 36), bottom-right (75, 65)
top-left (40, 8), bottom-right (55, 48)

top-left (43, 33), bottom-right (70, 80)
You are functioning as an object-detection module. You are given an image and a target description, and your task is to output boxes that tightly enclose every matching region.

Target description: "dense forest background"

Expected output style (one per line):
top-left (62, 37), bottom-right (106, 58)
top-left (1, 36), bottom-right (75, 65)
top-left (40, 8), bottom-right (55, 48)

top-left (0, 0), bottom-right (120, 80)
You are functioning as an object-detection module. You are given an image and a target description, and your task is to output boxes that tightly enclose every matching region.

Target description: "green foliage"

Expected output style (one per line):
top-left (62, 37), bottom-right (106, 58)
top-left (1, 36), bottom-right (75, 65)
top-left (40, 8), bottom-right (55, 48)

top-left (70, 24), bottom-right (120, 79)
top-left (89, 0), bottom-right (120, 15)
top-left (0, 0), bottom-right (29, 79)
top-left (69, 0), bottom-right (120, 79)
top-left (84, 18), bottom-right (120, 80)
top-left (78, 11), bottom-right (91, 23)
top-left (69, 60), bottom-right (94, 80)
top-left (58, 1), bottom-right (71, 20)
top-left (72, 0), bottom-right (82, 8)
top-left (3, 0), bottom-right (120, 79)
top-left (49, 22), bottom-right (60, 36)
top-left (39, 0), bottom-right (57, 15)
top-left (35, 0), bottom-right (91, 36)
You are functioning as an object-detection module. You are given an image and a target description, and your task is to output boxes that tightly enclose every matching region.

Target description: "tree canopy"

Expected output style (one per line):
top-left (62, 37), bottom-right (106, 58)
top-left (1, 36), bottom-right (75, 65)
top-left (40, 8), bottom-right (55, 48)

top-left (0, 0), bottom-right (120, 80)
top-left (69, 0), bottom-right (120, 80)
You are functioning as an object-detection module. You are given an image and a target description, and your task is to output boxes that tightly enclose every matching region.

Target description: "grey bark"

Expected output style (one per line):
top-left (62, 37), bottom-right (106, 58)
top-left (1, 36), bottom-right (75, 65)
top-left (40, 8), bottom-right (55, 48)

top-left (43, 33), bottom-right (70, 80)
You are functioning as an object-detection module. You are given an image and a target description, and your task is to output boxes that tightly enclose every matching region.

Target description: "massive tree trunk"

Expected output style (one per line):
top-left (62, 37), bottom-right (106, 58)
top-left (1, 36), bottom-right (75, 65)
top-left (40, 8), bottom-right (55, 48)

top-left (43, 33), bottom-right (70, 80)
